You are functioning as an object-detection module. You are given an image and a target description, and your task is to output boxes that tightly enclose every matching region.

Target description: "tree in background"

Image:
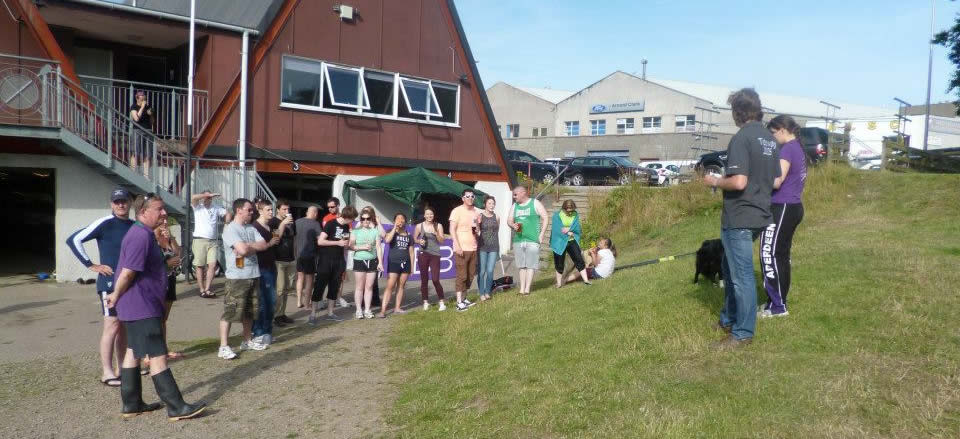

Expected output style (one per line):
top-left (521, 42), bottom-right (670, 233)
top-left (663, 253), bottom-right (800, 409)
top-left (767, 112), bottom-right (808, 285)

top-left (934, 1), bottom-right (960, 115)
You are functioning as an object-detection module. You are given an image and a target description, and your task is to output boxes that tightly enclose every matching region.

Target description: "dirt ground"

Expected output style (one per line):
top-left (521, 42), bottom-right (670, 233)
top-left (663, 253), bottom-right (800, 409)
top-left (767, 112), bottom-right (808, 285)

top-left (0, 271), bottom-right (473, 438)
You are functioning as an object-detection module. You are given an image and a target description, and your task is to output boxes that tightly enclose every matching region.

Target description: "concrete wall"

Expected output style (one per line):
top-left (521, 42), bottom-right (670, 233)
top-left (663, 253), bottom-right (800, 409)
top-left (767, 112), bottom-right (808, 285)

top-left (0, 153), bottom-right (121, 283)
top-left (504, 132), bottom-right (732, 164)
top-left (487, 82), bottom-right (557, 138)
top-left (554, 72), bottom-right (713, 137)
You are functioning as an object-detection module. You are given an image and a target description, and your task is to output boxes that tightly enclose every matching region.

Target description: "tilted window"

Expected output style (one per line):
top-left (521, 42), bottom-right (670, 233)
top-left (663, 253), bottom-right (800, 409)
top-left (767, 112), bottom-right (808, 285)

top-left (323, 63), bottom-right (369, 110)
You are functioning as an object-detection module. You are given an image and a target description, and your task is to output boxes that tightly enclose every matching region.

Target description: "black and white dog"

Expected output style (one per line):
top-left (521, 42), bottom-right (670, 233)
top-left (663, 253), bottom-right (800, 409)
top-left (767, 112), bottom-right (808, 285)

top-left (693, 239), bottom-right (724, 285)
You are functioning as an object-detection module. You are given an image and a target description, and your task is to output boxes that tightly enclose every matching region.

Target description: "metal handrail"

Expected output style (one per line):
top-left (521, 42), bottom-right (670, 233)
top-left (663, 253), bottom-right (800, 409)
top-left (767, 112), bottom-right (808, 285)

top-left (76, 73), bottom-right (209, 140)
top-left (0, 53), bottom-right (60, 63)
top-left (255, 172), bottom-right (278, 206)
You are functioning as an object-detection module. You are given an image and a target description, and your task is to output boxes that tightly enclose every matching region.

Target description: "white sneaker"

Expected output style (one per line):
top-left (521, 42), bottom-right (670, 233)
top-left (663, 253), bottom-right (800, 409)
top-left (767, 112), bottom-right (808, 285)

top-left (423, 302), bottom-right (430, 311)
top-left (363, 310), bottom-right (374, 319)
top-left (438, 301), bottom-right (447, 311)
top-left (261, 334), bottom-right (273, 345)
top-left (758, 309), bottom-right (789, 319)
top-left (247, 340), bottom-right (268, 351)
top-left (456, 301), bottom-right (469, 312)
top-left (355, 310), bottom-right (364, 320)
top-left (462, 298), bottom-right (475, 307)
top-left (239, 340), bottom-right (250, 351)
top-left (217, 346), bottom-right (237, 360)
top-left (252, 335), bottom-right (264, 345)
top-left (338, 297), bottom-right (350, 308)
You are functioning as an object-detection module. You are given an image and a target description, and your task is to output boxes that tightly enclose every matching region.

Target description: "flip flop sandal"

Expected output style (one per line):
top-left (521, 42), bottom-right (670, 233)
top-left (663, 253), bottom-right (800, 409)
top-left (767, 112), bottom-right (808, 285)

top-left (101, 377), bottom-right (121, 387)
top-left (167, 352), bottom-right (184, 360)
top-left (200, 291), bottom-right (216, 299)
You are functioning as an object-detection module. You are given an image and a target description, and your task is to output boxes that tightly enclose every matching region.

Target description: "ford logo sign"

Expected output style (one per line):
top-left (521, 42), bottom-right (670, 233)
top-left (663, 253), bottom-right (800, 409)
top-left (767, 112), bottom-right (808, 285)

top-left (591, 104), bottom-right (607, 113)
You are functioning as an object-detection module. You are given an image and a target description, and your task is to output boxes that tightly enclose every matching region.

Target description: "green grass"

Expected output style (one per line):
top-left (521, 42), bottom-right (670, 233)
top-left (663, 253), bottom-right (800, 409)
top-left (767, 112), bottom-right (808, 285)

top-left (388, 165), bottom-right (960, 438)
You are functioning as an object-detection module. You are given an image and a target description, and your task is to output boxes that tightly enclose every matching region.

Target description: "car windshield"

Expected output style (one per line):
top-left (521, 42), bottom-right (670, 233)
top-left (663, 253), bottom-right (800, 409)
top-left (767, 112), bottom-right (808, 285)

top-left (610, 157), bottom-right (636, 167)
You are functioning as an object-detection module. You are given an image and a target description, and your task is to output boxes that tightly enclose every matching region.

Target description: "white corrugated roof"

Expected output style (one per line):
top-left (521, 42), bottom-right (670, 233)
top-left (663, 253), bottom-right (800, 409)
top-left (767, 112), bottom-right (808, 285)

top-left (648, 78), bottom-right (893, 120)
top-left (515, 86), bottom-right (575, 104)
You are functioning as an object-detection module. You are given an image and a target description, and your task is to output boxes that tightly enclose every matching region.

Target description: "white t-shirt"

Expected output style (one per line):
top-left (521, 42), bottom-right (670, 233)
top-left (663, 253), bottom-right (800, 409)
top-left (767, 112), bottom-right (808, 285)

top-left (222, 221), bottom-right (264, 280)
top-left (193, 204), bottom-right (226, 239)
top-left (594, 248), bottom-right (615, 278)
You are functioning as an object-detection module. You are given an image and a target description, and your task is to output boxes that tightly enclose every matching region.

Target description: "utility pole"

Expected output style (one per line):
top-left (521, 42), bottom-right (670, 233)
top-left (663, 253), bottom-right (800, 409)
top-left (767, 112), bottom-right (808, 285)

top-left (923, 0), bottom-right (935, 151)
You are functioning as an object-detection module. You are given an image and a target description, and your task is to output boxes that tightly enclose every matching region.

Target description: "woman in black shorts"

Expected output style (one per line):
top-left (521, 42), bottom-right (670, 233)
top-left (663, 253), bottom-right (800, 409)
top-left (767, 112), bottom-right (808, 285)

top-left (379, 213), bottom-right (415, 318)
top-left (154, 217), bottom-right (183, 360)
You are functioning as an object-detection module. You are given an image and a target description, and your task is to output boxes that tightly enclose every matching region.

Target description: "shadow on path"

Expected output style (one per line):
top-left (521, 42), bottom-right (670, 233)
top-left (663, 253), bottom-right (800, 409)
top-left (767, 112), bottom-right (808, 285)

top-left (0, 299), bottom-right (66, 315)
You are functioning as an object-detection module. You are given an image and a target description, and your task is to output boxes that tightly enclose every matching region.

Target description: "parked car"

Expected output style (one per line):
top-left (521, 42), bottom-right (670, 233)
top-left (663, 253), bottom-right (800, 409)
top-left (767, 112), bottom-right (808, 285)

top-left (563, 156), bottom-right (657, 186)
top-left (694, 127), bottom-right (830, 175)
top-left (506, 150), bottom-right (562, 184)
top-left (644, 162), bottom-right (679, 186)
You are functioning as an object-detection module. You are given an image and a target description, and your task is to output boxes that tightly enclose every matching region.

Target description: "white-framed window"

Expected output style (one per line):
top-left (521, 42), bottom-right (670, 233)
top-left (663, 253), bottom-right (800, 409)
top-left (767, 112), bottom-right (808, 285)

top-left (616, 118), bottom-right (635, 134)
top-left (539, 127), bottom-right (547, 137)
top-left (531, 128), bottom-right (539, 137)
top-left (279, 55), bottom-right (460, 128)
top-left (675, 114), bottom-right (695, 132)
top-left (642, 116), bottom-right (661, 133)
top-left (564, 121), bottom-right (580, 136)
top-left (590, 119), bottom-right (606, 135)
top-left (505, 124), bottom-right (519, 138)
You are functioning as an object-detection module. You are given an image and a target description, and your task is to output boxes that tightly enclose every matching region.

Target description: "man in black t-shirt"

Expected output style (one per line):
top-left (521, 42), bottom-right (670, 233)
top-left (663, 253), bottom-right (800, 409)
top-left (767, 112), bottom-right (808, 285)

top-left (270, 200), bottom-right (297, 325)
top-left (309, 206), bottom-right (357, 324)
top-left (703, 88), bottom-right (780, 350)
top-left (129, 90), bottom-right (155, 177)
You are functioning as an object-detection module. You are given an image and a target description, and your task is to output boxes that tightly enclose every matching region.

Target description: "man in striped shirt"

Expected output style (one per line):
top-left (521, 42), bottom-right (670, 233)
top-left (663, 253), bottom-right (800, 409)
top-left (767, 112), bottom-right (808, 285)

top-left (66, 188), bottom-right (134, 387)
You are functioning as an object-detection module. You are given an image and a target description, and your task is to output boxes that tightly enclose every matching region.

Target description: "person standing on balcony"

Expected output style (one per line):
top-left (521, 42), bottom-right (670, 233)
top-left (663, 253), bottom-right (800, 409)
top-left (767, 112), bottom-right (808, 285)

top-left (66, 188), bottom-right (134, 388)
top-left (128, 90), bottom-right (154, 178)
top-left (191, 191), bottom-right (231, 298)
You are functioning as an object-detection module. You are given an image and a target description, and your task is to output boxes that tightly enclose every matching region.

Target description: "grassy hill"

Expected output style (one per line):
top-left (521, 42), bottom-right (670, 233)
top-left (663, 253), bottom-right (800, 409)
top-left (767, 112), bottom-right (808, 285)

top-left (388, 165), bottom-right (960, 438)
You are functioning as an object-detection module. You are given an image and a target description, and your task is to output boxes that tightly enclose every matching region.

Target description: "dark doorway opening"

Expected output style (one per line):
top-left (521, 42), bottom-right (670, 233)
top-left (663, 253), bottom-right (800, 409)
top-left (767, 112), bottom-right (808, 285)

top-left (260, 173), bottom-right (334, 218)
top-left (0, 168), bottom-right (56, 275)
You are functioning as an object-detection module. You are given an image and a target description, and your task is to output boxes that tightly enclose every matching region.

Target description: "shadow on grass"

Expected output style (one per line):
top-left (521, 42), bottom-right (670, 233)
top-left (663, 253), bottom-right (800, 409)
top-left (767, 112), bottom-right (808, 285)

top-left (180, 334), bottom-right (341, 404)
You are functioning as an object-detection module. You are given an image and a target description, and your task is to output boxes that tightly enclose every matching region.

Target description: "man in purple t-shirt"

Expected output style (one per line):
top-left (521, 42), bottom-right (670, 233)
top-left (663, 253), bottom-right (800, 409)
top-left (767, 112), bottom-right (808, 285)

top-left (107, 194), bottom-right (206, 421)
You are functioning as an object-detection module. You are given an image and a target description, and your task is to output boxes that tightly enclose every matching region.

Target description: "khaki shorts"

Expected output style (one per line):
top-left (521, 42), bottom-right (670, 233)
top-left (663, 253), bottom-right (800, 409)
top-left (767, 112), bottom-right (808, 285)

top-left (192, 238), bottom-right (220, 267)
top-left (513, 242), bottom-right (540, 270)
top-left (221, 278), bottom-right (258, 322)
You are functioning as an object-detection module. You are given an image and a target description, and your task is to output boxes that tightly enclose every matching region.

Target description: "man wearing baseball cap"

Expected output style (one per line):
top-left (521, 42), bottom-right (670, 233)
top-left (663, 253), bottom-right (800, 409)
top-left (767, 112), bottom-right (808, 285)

top-left (66, 187), bottom-right (135, 387)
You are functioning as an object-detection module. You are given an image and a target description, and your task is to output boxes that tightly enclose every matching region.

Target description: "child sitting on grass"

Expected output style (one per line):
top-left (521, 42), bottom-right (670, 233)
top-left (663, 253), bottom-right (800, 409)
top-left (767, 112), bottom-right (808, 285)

top-left (565, 237), bottom-right (616, 283)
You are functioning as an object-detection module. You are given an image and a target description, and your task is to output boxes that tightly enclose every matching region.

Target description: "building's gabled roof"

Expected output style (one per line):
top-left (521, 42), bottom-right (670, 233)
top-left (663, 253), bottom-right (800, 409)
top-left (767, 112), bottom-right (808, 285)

top-left (648, 77), bottom-right (893, 120)
top-left (66, 0), bottom-right (284, 33)
top-left (516, 86), bottom-right (575, 105)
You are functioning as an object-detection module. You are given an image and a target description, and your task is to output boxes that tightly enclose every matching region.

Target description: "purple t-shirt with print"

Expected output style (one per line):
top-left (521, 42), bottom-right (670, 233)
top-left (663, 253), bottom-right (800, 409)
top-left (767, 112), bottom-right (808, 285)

top-left (114, 222), bottom-right (168, 321)
top-left (771, 139), bottom-right (807, 204)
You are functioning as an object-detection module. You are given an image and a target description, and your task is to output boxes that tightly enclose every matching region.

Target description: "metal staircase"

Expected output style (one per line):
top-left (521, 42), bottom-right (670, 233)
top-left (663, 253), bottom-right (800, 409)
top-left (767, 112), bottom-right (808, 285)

top-left (0, 54), bottom-right (274, 217)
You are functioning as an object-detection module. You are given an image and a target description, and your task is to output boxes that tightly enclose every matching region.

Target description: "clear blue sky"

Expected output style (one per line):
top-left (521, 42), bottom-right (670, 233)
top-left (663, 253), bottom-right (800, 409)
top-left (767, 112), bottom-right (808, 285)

top-left (456, 0), bottom-right (960, 109)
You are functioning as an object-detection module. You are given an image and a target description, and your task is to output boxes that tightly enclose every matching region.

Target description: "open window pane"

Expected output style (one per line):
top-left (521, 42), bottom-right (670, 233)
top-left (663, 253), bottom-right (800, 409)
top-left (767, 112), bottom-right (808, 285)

top-left (281, 57), bottom-right (322, 106)
top-left (400, 78), bottom-right (442, 117)
top-left (433, 82), bottom-right (458, 123)
top-left (323, 64), bottom-right (369, 109)
top-left (364, 70), bottom-right (395, 116)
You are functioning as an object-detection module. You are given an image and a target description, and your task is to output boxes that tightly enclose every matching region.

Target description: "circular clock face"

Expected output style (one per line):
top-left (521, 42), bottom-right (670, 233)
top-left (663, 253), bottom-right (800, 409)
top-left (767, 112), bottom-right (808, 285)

top-left (0, 68), bottom-right (42, 114)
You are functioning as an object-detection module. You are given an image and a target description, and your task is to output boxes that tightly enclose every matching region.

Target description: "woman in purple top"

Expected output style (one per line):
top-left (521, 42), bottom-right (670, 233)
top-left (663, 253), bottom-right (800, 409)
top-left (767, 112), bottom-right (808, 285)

top-left (760, 115), bottom-right (807, 318)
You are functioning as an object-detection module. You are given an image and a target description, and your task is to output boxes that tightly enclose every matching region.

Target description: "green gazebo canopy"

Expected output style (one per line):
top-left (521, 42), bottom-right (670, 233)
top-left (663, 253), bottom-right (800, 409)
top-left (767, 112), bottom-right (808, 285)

top-left (342, 167), bottom-right (487, 211)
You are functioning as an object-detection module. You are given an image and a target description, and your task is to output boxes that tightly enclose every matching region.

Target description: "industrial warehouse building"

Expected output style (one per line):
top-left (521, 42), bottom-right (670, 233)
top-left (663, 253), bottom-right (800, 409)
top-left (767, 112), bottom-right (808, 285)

top-left (487, 71), bottom-right (895, 165)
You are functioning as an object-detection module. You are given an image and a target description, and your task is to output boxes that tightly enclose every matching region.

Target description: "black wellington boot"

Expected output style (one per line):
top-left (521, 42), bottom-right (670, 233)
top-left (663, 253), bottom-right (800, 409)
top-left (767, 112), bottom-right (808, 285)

top-left (120, 366), bottom-right (163, 418)
top-left (151, 368), bottom-right (207, 421)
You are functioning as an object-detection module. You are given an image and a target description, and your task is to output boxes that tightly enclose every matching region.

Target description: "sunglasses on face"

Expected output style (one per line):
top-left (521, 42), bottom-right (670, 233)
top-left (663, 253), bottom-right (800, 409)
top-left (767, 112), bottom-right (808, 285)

top-left (463, 195), bottom-right (475, 199)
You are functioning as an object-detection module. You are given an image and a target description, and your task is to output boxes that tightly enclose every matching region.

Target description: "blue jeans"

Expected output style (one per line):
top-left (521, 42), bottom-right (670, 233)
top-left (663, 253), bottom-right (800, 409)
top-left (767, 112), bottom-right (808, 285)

top-left (719, 228), bottom-right (760, 340)
top-left (477, 251), bottom-right (499, 295)
top-left (253, 268), bottom-right (277, 337)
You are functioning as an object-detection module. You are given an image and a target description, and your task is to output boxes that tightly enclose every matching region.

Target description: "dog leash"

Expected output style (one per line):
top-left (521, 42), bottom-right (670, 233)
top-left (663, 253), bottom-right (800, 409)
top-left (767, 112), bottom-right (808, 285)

top-left (617, 251), bottom-right (697, 271)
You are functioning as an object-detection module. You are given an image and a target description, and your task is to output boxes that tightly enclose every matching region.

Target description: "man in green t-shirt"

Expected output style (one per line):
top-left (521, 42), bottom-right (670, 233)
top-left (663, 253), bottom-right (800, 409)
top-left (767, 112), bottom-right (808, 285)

top-left (507, 185), bottom-right (548, 295)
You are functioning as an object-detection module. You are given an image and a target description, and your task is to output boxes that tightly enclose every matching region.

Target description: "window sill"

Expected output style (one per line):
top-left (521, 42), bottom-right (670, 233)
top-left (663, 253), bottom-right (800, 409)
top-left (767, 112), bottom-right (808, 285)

top-left (279, 102), bottom-right (461, 129)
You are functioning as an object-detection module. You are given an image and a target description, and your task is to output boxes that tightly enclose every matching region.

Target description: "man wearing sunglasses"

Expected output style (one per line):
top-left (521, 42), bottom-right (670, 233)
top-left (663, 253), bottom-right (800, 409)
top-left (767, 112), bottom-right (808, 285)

top-left (449, 189), bottom-right (481, 311)
top-left (67, 188), bottom-right (135, 388)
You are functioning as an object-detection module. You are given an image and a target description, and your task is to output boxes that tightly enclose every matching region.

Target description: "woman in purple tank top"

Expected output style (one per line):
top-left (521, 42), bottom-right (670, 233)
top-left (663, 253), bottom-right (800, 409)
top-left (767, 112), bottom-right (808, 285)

top-left (760, 115), bottom-right (807, 318)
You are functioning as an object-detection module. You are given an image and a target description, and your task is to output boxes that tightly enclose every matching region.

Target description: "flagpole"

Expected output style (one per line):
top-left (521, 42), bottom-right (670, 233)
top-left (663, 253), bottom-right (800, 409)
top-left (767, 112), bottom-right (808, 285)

top-left (184, 0), bottom-right (195, 279)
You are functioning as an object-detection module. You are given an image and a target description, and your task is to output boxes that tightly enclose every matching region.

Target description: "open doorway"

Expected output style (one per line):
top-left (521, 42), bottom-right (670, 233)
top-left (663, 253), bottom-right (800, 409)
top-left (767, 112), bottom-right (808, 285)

top-left (0, 168), bottom-right (56, 276)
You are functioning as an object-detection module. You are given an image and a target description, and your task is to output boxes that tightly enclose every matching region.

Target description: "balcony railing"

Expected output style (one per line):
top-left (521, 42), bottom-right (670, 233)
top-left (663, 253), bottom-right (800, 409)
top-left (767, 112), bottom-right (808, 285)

top-left (0, 53), bottom-right (269, 212)
top-left (78, 74), bottom-right (209, 141)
